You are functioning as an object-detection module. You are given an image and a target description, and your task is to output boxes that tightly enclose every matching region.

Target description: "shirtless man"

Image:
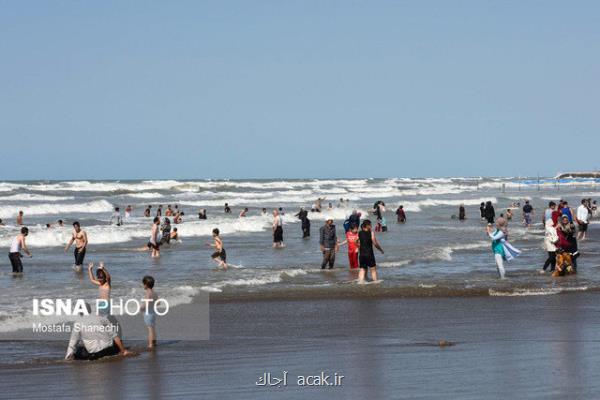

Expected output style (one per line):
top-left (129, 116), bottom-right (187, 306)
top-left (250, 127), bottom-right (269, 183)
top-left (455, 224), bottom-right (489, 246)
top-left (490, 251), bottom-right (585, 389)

top-left (208, 228), bottom-right (227, 269)
top-left (239, 207), bottom-right (248, 217)
top-left (65, 221), bottom-right (88, 272)
top-left (16, 210), bottom-right (24, 225)
top-left (149, 217), bottom-right (161, 258)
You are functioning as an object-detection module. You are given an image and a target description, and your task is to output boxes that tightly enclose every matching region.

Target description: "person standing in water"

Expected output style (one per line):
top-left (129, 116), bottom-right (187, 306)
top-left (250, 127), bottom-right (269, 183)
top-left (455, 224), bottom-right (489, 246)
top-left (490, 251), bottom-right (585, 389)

top-left (484, 201), bottom-right (495, 224)
top-left (339, 224), bottom-right (359, 269)
top-left (8, 227), bottom-right (32, 275)
top-left (356, 220), bottom-right (384, 283)
top-left (88, 262), bottom-right (111, 314)
top-left (319, 218), bottom-right (339, 269)
top-left (395, 205), bottom-right (406, 223)
top-left (142, 276), bottom-right (157, 349)
top-left (110, 207), bottom-right (123, 226)
top-left (576, 199), bottom-right (590, 240)
top-left (64, 221), bottom-right (88, 272)
top-left (224, 203), bottom-right (231, 214)
top-left (144, 205), bottom-right (152, 217)
top-left (458, 205), bottom-right (466, 221)
top-left (522, 200), bottom-right (534, 228)
top-left (148, 217), bottom-right (161, 258)
top-left (272, 209), bottom-right (284, 248)
top-left (541, 219), bottom-right (558, 273)
top-left (486, 217), bottom-right (520, 279)
top-left (16, 210), bottom-right (24, 226)
top-left (295, 207), bottom-right (310, 238)
top-left (208, 228), bottom-right (227, 269)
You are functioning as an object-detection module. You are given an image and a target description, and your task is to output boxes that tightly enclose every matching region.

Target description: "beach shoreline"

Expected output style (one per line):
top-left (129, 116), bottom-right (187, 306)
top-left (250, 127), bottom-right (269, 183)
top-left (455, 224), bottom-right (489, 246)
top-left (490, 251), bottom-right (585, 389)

top-left (2, 291), bottom-right (600, 399)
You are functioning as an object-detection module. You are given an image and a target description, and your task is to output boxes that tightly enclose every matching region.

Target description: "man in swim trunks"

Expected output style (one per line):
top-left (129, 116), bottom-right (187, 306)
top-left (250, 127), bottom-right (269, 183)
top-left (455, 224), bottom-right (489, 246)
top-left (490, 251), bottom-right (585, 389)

top-left (356, 220), bottom-right (384, 283)
top-left (148, 217), bottom-right (161, 258)
top-left (208, 228), bottom-right (227, 269)
top-left (64, 221), bottom-right (88, 272)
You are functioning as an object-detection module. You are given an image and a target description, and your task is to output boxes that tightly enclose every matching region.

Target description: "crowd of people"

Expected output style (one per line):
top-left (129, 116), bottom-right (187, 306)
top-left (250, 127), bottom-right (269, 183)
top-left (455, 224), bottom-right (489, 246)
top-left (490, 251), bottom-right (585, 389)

top-left (4, 196), bottom-right (597, 282)
top-left (1, 194), bottom-right (598, 361)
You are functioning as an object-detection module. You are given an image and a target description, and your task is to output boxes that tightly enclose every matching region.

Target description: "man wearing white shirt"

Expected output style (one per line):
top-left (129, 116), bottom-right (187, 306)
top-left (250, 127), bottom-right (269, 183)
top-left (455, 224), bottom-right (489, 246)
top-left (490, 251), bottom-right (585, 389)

top-left (576, 199), bottom-right (590, 240)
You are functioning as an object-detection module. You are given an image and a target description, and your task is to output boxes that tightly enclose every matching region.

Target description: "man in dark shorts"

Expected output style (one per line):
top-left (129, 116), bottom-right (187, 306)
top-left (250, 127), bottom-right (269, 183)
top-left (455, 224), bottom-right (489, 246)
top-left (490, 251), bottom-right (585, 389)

top-left (272, 209), bottom-right (284, 248)
top-left (522, 200), bottom-right (534, 228)
top-left (209, 228), bottom-right (227, 269)
top-left (356, 220), bottom-right (384, 283)
top-left (64, 221), bottom-right (88, 272)
top-left (9, 227), bottom-right (32, 274)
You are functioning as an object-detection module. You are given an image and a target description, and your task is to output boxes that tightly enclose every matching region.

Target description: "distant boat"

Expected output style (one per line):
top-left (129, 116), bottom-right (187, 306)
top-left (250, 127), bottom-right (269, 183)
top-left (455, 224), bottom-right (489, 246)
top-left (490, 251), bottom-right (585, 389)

top-left (554, 172), bottom-right (600, 179)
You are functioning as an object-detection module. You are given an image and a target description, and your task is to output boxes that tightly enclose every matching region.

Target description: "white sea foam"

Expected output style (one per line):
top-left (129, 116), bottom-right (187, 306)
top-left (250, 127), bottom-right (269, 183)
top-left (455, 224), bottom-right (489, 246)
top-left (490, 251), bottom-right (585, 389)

top-left (200, 269), bottom-right (307, 292)
top-left (398, 198), bottom-right (497, 213)
top-left (0, 193), bottom-right (75, 202)
top-left (489, 286), bottom-right (588, 297)
top-left (0, 200), bottom-right (113, 217)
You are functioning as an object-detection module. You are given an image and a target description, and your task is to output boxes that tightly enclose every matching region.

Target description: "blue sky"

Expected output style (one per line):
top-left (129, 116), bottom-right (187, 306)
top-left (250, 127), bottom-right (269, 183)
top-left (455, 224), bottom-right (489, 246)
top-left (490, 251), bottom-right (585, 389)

top-left (1, 1), bottom-right (599, 180)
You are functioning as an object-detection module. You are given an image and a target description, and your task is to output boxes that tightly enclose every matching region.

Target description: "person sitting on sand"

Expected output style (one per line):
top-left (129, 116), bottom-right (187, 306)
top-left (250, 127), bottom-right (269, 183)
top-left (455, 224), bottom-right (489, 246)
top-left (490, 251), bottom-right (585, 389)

top-left (65, 303), bottom-right (131, 360)
top-left (208, 228), bottom-right (227, 269)
top-left (356, 220), bottom-right (384, 283)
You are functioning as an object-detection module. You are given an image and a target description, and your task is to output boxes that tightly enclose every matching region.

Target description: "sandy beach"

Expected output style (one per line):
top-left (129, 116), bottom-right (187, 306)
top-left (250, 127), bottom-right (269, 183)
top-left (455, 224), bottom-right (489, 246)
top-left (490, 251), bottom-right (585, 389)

top-left (2, 292), bottom-right (600, 399)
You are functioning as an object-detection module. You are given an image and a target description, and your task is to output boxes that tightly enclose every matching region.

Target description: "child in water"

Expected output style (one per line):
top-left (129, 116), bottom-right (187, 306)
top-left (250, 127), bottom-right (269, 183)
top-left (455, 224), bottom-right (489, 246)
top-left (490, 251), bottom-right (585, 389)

top-left (339, 224), bottom-right (359, 269)
top-left (142, 275), bottom-right (157, 349)
top-left (208, 228), bottom-right (227, 270)
top-left (88, 262), bottom-right (111, 314)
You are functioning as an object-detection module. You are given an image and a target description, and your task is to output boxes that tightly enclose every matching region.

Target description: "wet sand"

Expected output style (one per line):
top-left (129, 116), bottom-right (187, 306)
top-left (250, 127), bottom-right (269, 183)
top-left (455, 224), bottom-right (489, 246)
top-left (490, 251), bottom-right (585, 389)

top-left (2, 293), bottom-right (600, 399)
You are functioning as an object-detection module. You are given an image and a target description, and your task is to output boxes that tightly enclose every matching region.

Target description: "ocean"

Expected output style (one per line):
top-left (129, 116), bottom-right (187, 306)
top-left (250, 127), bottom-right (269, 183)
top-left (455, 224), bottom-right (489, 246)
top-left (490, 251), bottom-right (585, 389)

top-left (0, 177), bottom-right (599, 365)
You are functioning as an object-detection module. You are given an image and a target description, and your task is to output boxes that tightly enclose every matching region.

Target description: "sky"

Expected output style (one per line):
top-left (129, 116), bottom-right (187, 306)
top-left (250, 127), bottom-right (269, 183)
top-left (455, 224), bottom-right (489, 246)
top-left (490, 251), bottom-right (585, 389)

top-left (1, 1), bottom-right (599, 180)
